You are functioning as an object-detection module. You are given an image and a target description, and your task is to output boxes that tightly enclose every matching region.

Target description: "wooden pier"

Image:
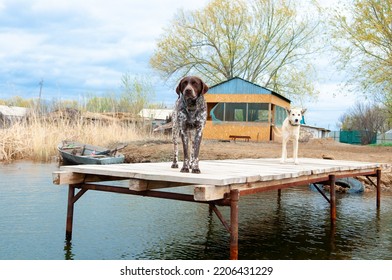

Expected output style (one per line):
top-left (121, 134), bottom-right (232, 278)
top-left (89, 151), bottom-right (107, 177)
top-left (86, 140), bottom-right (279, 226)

top-left (53, 158), bottom-right (389, 259)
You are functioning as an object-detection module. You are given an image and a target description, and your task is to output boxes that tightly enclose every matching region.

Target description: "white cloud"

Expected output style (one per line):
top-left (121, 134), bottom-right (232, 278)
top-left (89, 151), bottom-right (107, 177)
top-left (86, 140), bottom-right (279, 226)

top-left (303, 82), bottom-right (360, 130)
top-left (0, 0), bottom-right (359, 131)
top-left (0, 0), bottom-right (209, 99)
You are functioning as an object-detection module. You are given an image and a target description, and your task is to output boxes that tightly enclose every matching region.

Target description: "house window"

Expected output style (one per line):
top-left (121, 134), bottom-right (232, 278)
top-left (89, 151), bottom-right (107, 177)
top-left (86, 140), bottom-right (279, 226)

top-left (211, 103), bottom-right (224, 122)
top-left (248, 103), bottom-right (269, 122)
top-left (274, 106), bottom-right (286, 126)
top-left (210, 102), bottom-right (270, 122)
top-left (225, 103), bottom-right (246, 122)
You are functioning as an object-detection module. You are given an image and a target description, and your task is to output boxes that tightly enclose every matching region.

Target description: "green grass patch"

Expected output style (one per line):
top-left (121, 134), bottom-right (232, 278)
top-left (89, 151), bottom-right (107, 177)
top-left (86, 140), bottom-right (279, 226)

top-left (369, 142), bottom-right (392, 147)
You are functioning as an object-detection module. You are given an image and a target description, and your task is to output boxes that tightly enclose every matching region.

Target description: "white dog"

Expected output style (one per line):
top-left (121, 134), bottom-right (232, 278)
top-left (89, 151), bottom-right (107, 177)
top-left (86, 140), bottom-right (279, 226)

top-left (280, 108), bottom-right (306, 164)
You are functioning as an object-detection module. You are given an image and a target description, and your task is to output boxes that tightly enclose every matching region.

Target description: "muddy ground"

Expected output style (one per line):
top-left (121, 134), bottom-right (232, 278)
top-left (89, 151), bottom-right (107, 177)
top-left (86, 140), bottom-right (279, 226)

top-left (121, 138), bottom-right (392, 191)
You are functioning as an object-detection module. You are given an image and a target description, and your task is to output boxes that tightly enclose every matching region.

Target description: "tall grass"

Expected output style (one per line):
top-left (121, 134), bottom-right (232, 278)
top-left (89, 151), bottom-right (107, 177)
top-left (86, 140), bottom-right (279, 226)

top-left (0, 116), bottom-right (155, 162)
top-left (0, 77), bottom-right (166, 162)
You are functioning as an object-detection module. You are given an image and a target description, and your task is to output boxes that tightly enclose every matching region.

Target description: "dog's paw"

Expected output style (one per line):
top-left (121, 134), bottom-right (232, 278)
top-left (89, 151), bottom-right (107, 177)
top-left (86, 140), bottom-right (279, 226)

top-left (294, 160), bottom-right (300, 165)
top-left (180, 167), bottom-right (189, 173)
top-left (192, 168), bottom-right (201, 174)
top-left (280, 159), bottom-right (285, 164)
top-left (171, 163), bottom-right (178, 168)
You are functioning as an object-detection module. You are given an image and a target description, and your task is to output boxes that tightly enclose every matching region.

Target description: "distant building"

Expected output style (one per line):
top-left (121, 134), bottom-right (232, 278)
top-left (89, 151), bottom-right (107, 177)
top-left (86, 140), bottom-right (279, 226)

top-left (0, 105), bottom-right (30, 128)
top-left (301, 124), bottom-right (331, 139)
top-left (203, 77), bottom-right (291, 141)
top-left (138, 108), bottom-right (173, 128)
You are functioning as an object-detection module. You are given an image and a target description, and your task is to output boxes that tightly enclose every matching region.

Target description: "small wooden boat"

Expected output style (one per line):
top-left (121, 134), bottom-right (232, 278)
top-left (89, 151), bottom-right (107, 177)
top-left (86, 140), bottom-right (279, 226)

top-left (57, 140), bottom-right (126, 165)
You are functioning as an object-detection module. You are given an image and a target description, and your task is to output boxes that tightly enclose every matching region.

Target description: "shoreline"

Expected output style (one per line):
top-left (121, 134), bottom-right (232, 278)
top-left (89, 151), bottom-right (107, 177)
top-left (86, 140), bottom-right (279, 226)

top-left (3, 137), bottom-right (390, 191)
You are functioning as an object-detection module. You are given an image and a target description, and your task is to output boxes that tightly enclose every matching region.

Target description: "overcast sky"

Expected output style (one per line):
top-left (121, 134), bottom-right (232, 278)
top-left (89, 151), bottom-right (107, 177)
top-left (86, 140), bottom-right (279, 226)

top-left (0, 0), bottom-right (359, 130)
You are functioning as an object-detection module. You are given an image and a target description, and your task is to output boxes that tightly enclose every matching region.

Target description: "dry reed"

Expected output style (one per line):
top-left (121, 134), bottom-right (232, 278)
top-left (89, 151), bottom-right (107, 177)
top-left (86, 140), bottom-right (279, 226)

top-left (0, 116), bottom-right (157, 162)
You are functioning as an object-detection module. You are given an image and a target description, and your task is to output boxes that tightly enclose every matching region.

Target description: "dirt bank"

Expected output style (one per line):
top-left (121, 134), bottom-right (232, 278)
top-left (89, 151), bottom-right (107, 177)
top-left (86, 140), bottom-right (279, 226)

top-left (121, 138), bottom-right (392, 191)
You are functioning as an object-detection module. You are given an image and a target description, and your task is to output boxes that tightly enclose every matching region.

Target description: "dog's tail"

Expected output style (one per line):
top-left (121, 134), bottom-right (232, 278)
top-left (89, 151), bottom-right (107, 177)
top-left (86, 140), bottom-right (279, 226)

top-left (153, 122), bottom-right (173, 132)
top-left (272, 126), bottom-right (282, 141)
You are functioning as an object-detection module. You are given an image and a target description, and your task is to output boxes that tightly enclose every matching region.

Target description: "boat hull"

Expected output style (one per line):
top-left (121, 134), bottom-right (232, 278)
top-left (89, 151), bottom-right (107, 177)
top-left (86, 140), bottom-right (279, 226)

top-left (57, 141), bottom-right (125, 165)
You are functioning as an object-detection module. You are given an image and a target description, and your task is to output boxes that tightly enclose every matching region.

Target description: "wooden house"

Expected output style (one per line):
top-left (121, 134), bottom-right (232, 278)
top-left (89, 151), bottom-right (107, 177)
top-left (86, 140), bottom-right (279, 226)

top-left (203, 77), bottom-right (291, 141)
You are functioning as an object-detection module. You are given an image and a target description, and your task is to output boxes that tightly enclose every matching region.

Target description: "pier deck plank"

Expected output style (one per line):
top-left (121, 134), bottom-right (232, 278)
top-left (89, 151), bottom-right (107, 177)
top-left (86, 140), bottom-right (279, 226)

top-left (54, 158), bottom-right (389, 201)
top-left (54, 157), bottom-right (389, 260)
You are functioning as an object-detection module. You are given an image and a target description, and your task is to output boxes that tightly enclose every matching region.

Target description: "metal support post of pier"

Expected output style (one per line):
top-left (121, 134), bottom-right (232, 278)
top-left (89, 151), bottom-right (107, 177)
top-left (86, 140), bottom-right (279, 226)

top-left (376, 169), bottom-right (381, 209)
top-left (230, 189), bottom-right (240, 260)
top-left (66, 185), bottom-right (75, 241)
top-left (329, 174), bottom-right (336, 225)
top-left (66, 184), bottom-right (88, 241)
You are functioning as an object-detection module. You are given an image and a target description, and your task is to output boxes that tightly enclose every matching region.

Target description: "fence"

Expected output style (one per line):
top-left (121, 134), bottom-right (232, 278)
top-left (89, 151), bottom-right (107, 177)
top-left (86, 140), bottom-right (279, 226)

top-left (329, 131), bottom-right (340, 142)
top-left (377, 132), bottom-right (392, 145)
top-left (329, 130), bottom-right (391, 145)
top-left (339, 130), bottom-right (376, 145)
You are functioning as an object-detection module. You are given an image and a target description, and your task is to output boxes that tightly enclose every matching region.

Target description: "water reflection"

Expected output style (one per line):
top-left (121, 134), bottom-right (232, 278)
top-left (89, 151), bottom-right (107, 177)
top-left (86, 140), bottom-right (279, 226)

top-left (64, 241), bottom-right (74, 260)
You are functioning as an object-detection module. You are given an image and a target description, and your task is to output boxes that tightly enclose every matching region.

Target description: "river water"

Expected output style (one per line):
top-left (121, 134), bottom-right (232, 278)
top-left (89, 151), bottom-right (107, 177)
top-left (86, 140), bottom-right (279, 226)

top-left (1, 161), bottom-right (391, 260)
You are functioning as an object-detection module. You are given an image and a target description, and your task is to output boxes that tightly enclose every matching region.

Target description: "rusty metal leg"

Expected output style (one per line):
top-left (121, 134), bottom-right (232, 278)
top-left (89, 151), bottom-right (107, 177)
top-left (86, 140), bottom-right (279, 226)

top-left (376, 169), bottom-right (381, 209)
top-left (277, 189), bottom-right (282, 208)
top-left (230, 189), bottom-right (240, 260)
top-left (66, 185), bottom-right (76, 241)
top-left (210, 203), bottom-right (231, 233)
top-left (329, 175), bottom-right (336, 225)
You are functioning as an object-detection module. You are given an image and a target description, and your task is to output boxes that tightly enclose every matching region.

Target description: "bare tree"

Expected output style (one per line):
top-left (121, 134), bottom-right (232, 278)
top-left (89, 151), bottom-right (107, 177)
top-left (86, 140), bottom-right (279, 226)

top-left (118, 73), bottom-right (155, 115)
top-left (329, 0), bottom-right (392, 115)
top-left (150, 0), bottom-right (321, 101)
top-left (340, 102), bottom-right (388, 144)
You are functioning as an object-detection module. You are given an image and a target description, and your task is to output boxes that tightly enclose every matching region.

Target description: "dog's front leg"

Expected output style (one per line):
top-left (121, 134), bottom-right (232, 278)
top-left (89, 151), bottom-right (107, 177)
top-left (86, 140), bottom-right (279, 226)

top-left (180, 130), bottom-right (190, 173)
top-left (191, 128), bottom-right (203, 173)
top-left (171, 124), bottom-right (179, 168)
top-left (188, 130), bottom-right (195, 167)
top-left (280, 138), bottom-right (287, 163)
top-left (293, 136), bottom-right (299, 164)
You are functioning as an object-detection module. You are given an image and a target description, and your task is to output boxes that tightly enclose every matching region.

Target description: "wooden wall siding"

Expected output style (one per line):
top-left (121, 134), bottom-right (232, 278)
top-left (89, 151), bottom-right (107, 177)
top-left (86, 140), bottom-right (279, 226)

top-left (270, 95), bottom-right (291, 108)
top-left (205, 94), bottom-right (290, 108)
top-left (203, 121), bottom-right (271, 141)
top-left (205, 93), bottom-right (271, 103)
top-left (203, 78), bottom-right (291, 141)
top-left (203, 94), bottom-right (290, 141)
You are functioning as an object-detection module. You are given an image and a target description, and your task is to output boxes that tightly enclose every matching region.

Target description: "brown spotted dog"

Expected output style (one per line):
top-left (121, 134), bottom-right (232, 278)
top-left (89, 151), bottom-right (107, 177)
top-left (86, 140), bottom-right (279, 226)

top-left (171, 76), bottom-right (208, 173)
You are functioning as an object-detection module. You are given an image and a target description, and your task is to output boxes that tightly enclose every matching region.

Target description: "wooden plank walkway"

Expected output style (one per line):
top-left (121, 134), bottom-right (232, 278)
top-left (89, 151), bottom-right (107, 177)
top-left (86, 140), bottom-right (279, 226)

top-left (53, 158), bottom-right (390, 259)
top-left (56, 158), bottom-right (388, 186)
top-left (55, 158), bottom-right (388, 200)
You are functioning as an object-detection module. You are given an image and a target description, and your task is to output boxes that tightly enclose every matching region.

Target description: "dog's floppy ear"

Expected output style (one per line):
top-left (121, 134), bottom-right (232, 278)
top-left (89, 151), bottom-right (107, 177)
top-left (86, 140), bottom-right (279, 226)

top-left (301, 108), bottom-right (307, 115)
top-left (285, 108), bottom-right (291, 116)
top-left (176, 78), bottom-right (184, 96)
top-left (194, 76), bottom-right (208, 95)
top-left (201, 79), bottom-right (209, 95)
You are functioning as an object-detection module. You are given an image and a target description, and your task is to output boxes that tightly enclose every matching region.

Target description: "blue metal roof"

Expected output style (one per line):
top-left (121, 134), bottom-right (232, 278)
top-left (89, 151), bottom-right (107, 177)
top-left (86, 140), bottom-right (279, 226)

top-left (208, 77), bottom-right (291, 103)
